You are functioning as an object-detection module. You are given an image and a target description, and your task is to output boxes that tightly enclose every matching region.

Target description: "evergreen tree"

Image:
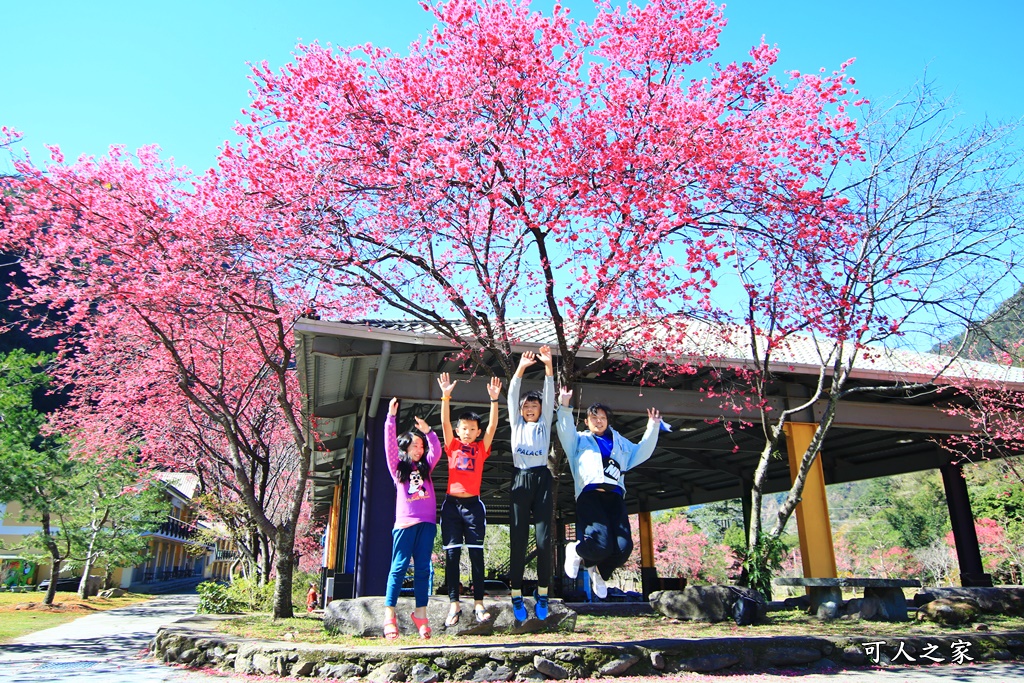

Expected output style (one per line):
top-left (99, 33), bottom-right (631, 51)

top-left (0, 349), bottom-right (72, 605)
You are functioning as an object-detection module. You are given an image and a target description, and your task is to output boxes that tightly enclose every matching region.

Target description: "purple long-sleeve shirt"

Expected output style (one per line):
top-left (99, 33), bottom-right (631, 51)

top-left (385, 414), bottom-right (442, 528)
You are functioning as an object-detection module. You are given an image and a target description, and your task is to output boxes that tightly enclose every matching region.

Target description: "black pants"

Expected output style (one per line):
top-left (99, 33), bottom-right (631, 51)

top-left (508, 466), bottom-right (553, 590)
top-left (440, 495), bottom-right (486, 601)
top-left (575, 488), bottom-right (632, 580)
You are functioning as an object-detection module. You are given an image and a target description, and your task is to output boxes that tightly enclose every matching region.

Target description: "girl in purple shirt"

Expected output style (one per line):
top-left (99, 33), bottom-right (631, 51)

top-left (384, 397), bottom-right (442, 639)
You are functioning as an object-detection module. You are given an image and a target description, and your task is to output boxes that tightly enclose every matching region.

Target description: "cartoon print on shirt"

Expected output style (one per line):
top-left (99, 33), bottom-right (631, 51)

top-left (406, 470), bottom-right (427, 498)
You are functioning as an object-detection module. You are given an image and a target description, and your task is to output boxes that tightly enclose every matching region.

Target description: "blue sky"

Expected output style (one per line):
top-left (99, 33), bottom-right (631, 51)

top-left (3, 0), bottom-right (1022, 174)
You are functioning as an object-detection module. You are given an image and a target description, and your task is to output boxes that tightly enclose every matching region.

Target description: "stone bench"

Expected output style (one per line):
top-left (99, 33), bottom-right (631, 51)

top-left (775, 577), bottom-right (921, 621)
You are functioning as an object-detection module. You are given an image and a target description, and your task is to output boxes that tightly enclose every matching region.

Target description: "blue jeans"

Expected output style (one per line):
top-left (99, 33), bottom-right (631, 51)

top-left (385, 522), bottom-right (436, 608)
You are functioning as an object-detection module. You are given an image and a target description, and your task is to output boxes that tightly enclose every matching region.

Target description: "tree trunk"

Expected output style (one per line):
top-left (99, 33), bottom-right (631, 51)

top-left (40, 510), bottom-right (61, 606)
top-left (45, 559), bottom-right (60, 606)
top-left (272, 526), bottom-right (296, 619)
top-left (77, 557), bottom-right (95, 599)
top-left (78, 524), bottom-right (101, 599)
top-left (259, 534), bottom-right (273, 586)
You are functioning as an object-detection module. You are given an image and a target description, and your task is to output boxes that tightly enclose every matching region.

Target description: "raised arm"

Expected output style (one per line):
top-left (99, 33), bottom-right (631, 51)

top-left (507, 352), bottom-right (535, 426)
top-left (414, 415), bottom-right (443, 471)
top-left (555, 385), bottom-right (578, 460)
top-left (621, 407), bottom-right (663, 470)
top-left (385, 397), bottom-right (402, 479)
top-left (437, 372), bottom-right (456, 446)
top-left (483, 376), bottom-right (502, 449)
top-left (538, 345), bottom-right (554, 422)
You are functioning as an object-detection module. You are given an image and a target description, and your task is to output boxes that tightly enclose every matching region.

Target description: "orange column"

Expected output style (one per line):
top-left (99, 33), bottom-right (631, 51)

top-left (638, 511), bottom-right (654, 570)
top-left (326, 484), bottom-right (342, 570)
top-left (784, 422), bottom-right (837, 578)
top-left (638, 510), bottom-right (657, 597)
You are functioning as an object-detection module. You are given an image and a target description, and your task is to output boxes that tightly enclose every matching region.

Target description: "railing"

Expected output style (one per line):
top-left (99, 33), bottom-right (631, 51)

top-left (214, 548), bottom-right (239, 561)
top-left (142, 566), bottom-right (201, 582)
top-left (157, 517), bottom-right (199, 540)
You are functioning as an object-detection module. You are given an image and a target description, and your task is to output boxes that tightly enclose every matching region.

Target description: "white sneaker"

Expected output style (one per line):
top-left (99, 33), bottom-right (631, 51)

top-left (589, 566), bottom-right (608, 599)
top-left (564, 541), bottom-right (582, 579)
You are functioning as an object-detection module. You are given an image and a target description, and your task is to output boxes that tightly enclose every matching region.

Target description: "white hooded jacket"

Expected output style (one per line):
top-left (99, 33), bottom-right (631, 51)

top-left (555, 405), bottom-right (660, 499)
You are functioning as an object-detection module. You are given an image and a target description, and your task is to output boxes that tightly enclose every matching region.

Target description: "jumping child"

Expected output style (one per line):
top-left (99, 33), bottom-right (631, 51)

top-left (437, 372), bottom-right (501, 627)
top-left (507, 346), bottom-right (555, 621)
top-left (383, 397), bottom-right (442, 639)
top-left (556, 388), bottom-right (663, 598)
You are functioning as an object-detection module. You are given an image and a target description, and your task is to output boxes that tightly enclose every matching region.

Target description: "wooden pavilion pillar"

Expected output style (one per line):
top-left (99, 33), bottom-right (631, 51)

top-left (326, 484), bottom-right (342, 571)
top-left (638, 506), bottom-right (657, 599)
top-left (784, 422), bottom-right (837, 578)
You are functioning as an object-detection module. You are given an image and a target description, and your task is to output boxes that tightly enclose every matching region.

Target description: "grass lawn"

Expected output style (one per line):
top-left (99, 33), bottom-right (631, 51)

top-left (0, 590), bottom-right (153, 644)
top-left (214, 608), bottom-right (1024, 648)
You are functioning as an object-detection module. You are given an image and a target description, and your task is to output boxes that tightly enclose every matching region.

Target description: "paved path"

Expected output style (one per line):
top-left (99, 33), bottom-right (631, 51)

top-left (673, 663), bottom-right (1024, 682)
top-left (0, 594), bottom-right (242, 682)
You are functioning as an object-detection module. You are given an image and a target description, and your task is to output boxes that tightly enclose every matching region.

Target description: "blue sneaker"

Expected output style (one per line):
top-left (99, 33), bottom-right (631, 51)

top-left (535, 595), bottom-right (549, 621)
top-left (511, 595), bottom-right (527, 621)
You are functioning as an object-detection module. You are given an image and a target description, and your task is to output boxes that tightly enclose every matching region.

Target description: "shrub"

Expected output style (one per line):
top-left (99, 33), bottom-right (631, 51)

top-left (196, 581), bottom-right (242, 614)
top-left (735, 535), bottom-right (786, 600)
top-left (226, 576), bottom-right (275, 612)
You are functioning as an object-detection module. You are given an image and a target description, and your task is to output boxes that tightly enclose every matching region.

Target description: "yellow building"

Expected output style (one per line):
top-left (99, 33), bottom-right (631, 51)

top-left (125, 473), bottom-right (209, 587)
top-left (208, 535), bottom-right (240, 582)
top-left (1, 472), bottom-right (238, 591)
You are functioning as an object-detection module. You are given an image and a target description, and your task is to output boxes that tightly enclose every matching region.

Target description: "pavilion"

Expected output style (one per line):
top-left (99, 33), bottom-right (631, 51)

top-left (294, 317), bottom-right (1024, 600)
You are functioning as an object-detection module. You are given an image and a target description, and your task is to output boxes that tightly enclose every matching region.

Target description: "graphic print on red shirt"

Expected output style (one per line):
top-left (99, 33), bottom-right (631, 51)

top-left (445, 439), bottom-right (490, 496)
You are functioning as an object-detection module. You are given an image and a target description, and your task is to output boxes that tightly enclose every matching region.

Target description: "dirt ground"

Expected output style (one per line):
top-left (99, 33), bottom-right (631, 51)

top-left (11, 601), bottom-right (101, 612)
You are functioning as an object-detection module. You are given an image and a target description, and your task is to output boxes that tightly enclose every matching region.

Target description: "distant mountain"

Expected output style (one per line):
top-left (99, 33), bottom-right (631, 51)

top-left (934, 285), bottom-right (1024, 363)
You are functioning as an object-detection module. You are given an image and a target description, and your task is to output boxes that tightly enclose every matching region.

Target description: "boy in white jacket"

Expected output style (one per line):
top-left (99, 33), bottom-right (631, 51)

top-left (556, 388), bottom-right (662, 598)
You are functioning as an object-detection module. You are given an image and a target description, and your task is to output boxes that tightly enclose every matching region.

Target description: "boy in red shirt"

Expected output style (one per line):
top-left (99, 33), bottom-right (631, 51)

top-left (437, 372), bottom-right (501, 627)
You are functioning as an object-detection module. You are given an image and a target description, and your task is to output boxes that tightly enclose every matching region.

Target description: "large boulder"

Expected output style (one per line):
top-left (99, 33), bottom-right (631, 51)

top-left (323, 596), bottom-right (576, 638)
top-left (916, 597), bottom-right (981, 625)
top-left (650, 586), bottom-right (767, 624)
top-left (914, 587), bottom-right (1024, 616)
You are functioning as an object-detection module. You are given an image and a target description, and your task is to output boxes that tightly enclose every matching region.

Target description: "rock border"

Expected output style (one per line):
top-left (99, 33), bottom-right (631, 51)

top-left (151, 615), bottom-right (1024, 680)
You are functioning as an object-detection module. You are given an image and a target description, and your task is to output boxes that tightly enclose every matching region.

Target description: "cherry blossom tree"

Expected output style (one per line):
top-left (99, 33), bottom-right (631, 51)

top-left (717, 82), bottom-right (1024, 582)
top-left (651, 514), bottom-right (709, 581)
top-left (77, 386), bottom-right (307, 586)
top-left (63, 368), bottom-right (310, 586)
top-left (946, 518), bottom-right (1021, 584)
top-left (940, 333), bottom-right (1024, 496)
top-left (2, 147), bottom-right (312, 618)
top-left (219, 0), bottom-right (859, 378)
top-left (211, 0), bottom-right (863, 585)
top-left (8, 0), bottom-right (1016, 606)
top-left (620, 513), bottom-right (732, 584)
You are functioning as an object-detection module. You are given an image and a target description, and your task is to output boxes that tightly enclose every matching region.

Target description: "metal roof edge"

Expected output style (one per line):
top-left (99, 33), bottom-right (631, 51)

top-left (293, 318), bottom-right (1024, 389)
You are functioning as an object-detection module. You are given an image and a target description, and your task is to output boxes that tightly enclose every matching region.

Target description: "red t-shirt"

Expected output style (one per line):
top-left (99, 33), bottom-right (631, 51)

top-left (445, 439), bottom-right (490, 496)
